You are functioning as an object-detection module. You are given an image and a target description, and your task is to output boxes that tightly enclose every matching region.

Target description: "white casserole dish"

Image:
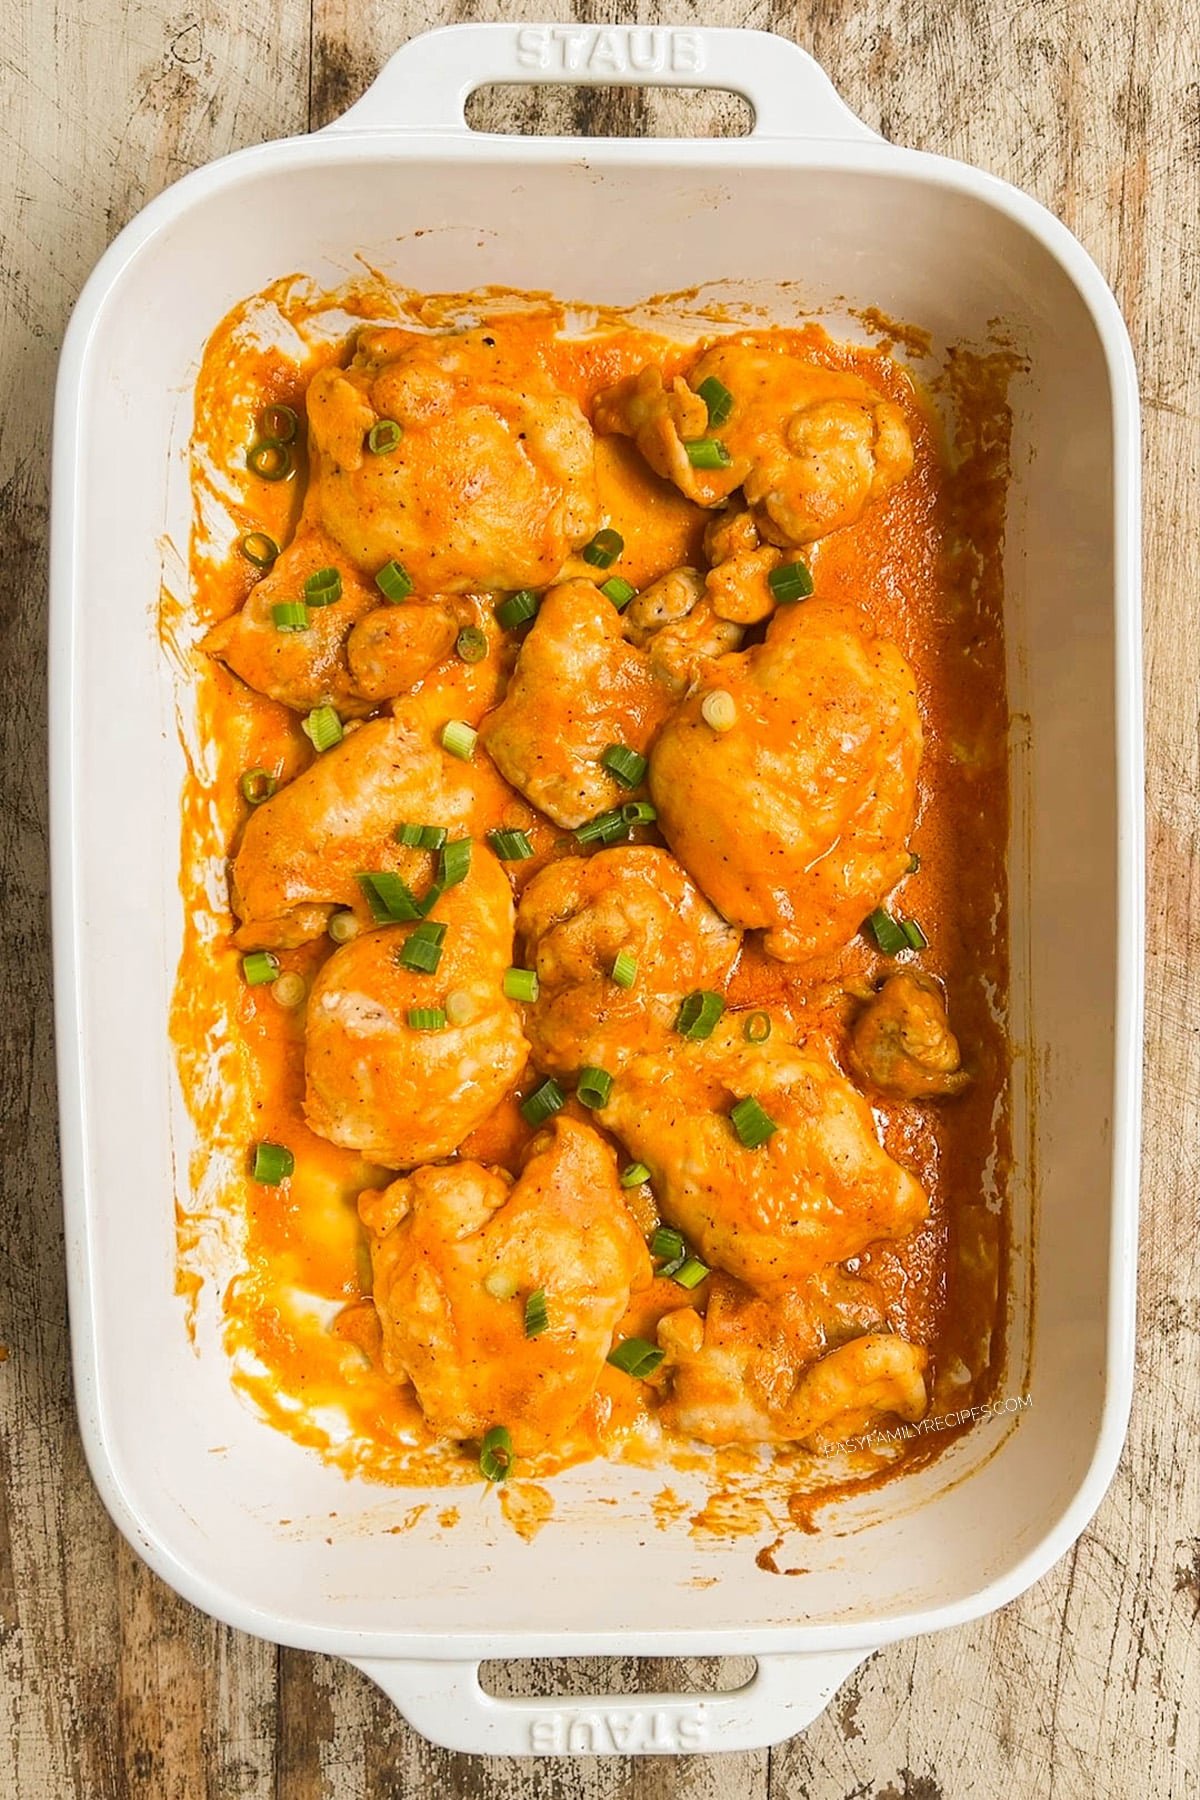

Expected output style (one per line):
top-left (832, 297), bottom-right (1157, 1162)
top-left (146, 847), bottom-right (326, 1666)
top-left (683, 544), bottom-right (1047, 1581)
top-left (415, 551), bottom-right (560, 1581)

top-left (51, 24), bottom-right (1143, 1757)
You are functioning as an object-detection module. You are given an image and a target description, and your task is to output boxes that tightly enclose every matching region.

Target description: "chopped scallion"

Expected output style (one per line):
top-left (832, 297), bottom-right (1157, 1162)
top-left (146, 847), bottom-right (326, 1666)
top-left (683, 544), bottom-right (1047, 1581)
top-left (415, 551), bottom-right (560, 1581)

top-left (701, 689), bottom-right (737, 732)
top-left (621, 800), bottom-right (656, 826)
top-left (672, 1256), bottom-right (710, 1290)
top-left (581, 528), bottom-right (623, 569)
top-left (576, 1065), bottom-right (613, 1109)
top-left (455, 626), bottom-right (488, 664)
top-left (611, 950), bottom-right (638, 990)
top-left (520, 1078), bottom-right (565, 1127)
top-left (367, 418), bottom-right (402, 455)
top-left (601, 744), bottom-right (646, 788)
top-left (271, 971), bottom-right (306, 1010)
top-left (696, 374), bottom-right (734, 428)
top-left (768, 560), bottom-right (814, 604)
top-left (302, 705), bottom-right (343, 753)
top-left (252, 1141), bottom-right (294, 1184)
top-left (247, 440), bottom-right (293, 482)
top-left (575, 807), bottom-right (629, 847)
top-left (240, 768), bottom-right (276, 806)
top-left (743, 1011), bottom-right (772, 1044)
top-left (487, 828), bottom-right (534, 861)
top-left (479, 1425), bottom-right (512, 1482)
top-left (328, 910), bottom-right (360, 945)
top-left (730, 1095), bottom-right (778, 1149)
top-left (399, 920), bottom-right (447, 973)
top-left (683, 438), bottom-right (732, 470)
top-left (303, 568), bottom-right (342, 608)
top-left (241, 950), bottom-right (279, 986)
top-left (258, 403), bottom-right (299, 444)
top-left (375, 560), bottom-right (414, 603)
top-left (441, 719), bottom-right (477, 761)
top-left (239, 531), bottom-right (279, 569)
top-left (906, 850), bottom-right (921, 874)
top-left (395, 823), bottom-right (448, 850)
top-left (271, 601), bottom-right (309, 632)
top-left (438, 837), bottom-right (472, 889)
top-left (620, 1162), bottom-right (651, 1189)
top-left (495, 589), bottom-right (540, 630)
top-left (674, 990), bottom-right (725, 1040)
top-left (650, 1225), bottom-right (685, 1263)
top-left (407, 1007), bottom-right (446, 1032)
top-left (865, 908), bottom-right (909, 956)
top-left (356, 871), bottom-right (425, 924)
top-left (901, 916), bottom-right (928, 950)
top-left (606, 1337), bottom-right (664, 1379)
top-left (503, 967), bottom-right (539, 1003)
top-left (601, 576), bottom-right (636, 610)
top-left (524, 1289), bottom-right (549, 1338)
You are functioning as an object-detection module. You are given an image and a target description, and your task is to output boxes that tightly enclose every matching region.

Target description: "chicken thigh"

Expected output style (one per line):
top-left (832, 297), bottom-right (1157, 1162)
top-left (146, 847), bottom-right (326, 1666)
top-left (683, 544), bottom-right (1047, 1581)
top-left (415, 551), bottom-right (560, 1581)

top-left (359, 1116), bottom-right (652, 1451)
top-left (596, 1013), bottom-right (927, 1290)
top-left (516, 846), bottom-right (742, 1073)
top-left (649, 600), bottom-right (922, 962)
top-left (305, 843), bottom-right (525, 1165)
top-left (848, 971), bottom-right (970, 1099)
top-left (306, 324), bottom-right (598, 592)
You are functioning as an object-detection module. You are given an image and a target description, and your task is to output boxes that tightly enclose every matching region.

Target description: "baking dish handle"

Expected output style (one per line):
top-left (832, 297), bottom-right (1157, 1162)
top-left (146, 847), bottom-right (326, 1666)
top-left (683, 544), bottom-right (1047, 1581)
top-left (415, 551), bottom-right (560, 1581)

top-left (347, 1648), bottom-right (872, 1755)
top-left (323, 23), bottom-right (877, 143)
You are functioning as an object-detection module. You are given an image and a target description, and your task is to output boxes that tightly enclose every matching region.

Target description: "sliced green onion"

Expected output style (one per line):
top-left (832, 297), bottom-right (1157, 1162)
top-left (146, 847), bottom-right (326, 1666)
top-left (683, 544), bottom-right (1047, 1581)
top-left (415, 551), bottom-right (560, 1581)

top-left (620, 1162), bottom-right (651, 1188)
top-left (602, 745), bottom-right (647, 789)
top-left (524, 1289), bottom-right (549, 1339)
top-left (395, 823), bottom-right (447, 850)
top-left (399, 920), bottom-right (447, 973)
top-left (683, 438), bottom-right (732, 470)
top-left (479, 1425), bottom-right (512, 1483)
top-left (866, 908), bottom-right (909, 956)
top-left (271, 971), bottom-right (306, 1009)
top-left (906, 850), bottom-right (921, 874)
top-left (271, 601), bottom-right (309, 632)
top-left (252, 1141), bottom-right (294, 1184)
top-left (247, 440), bottom-right (293, 481)
top-left (576, 1065), bottom-right (613, 1110)
top-left (455, 626), bottom-right (488, 664)
top-left (439, 837), bottom-right (472, 889)
top-left (303, 567), bottom-right (343, 606)
top-left (328, 910), bottom-right (360, 945)
top-left (768, 560), bottom-right (814, 604)
top-left (696, 375), bottom-right (734, 428)
top-left (441, 720), bottom-right (477, 761)
top-left (611, 950), bottom-right (638, 990)
top-left (621, 800), bottom-right (656, 826)
top-left (504, 967), bottom-right (539, 1003)
top-left (730, 1095), bottom-right (778, 1149)
top-left (367, 418), bottom-right (402, 454)
top-left (901, 917), bottom-right (928, 950)
top-left (258, 403), bottom-right (299, 444)
top-left (581, 528), bottom-right (624, 569)
top-left (606, 1337), bottom-right (664, 1379)
top-left (241, 950), bottom-right (280, 986)
top-left (302, 705), bottom-right (343, 753)
top-left (601, 576), bottom-right (636, 610)
top-left (240, 768), bottom-right (276, 806)
top-left (375, 560), bottom-right (414, 603)
top-left (487, 828), bottom-right (534, 861)
top-left (495, 589), bottom-right (540, 630)
top-left (701, 689), bottom-right (737, 733)
top-left (575, 807), bottom-right (629, 847)
top-left (445, 989), bottom-right (475, 1026)
top-left (650, 1225), bottom-right (685, 1263)
top-left (675, 990), bottom-right (725, 1040)
top-left (673, 1256), bottom-right (710, 1290)
top-left (356, 871), bottom-right (425, 924)
top-left (239, 531), bottom-right (279, 569)
top-left (484, 1269), bottom-right (518, 1301)
top-left (520, 1078), bottom-right (565, 1127)
top-left (407, 1007), bottom-right (446, 1032)
top-left (743, 1011), bottom-right (772, 1044)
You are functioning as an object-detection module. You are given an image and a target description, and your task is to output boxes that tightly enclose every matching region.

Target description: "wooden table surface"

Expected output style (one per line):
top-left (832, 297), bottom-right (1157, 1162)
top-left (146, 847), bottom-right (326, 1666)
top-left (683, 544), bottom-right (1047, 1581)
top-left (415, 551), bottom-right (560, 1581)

top-left (2, 1), bottom-right (1197, 1794)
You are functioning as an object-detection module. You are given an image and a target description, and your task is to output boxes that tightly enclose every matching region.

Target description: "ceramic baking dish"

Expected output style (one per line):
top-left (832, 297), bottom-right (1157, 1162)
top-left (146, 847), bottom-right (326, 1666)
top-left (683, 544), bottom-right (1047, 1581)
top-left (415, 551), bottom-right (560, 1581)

top-left (50, 24), bottom-right (1142, 1757)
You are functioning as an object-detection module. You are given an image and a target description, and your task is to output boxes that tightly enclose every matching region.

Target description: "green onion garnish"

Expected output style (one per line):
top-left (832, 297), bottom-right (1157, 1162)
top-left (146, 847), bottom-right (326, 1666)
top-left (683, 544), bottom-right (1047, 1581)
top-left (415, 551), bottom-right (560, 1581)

top-left (901, 917), bottom-right (928, 950)
top-left (621, 800), bottom-right (656, 826)
top-left (601, 745), bottom-right (647, 789)
top-left (328, 910), bottom-right (360, 945)
top-left (611, 950), bottom-right (638, 989)
top-left (673, 1256), bottom-right (710, 1290)
top-left (367, 418), bottom-right (402, 454)
top-left (520, 1078), bottom-right (565, 1127)
top-left (524, 1289), bottom-right (549, 1338)
top-left (399, 920), bottom-right (447, 973)
top-left (606, 1337), bottom-right (664, 1379)
top-left (581, 528), bottom-right (624, 569)
top-left (241, 950), bottom-right (280, 986)
top-left (271, 601), bottom-right (309, 632)
top-left (504, 967), bottom-right (539, 1003)
top-left (247, 440), bottom-right (293, 481)
top-left (576, 1065), bottom-right (613, 1109)
top-left (650, 1225), bottom-right (685, 1263)
top-left (620, 1162), bottom-right (651, 1188)
top-left (258, 403), bottom-right (299, 444)
top-left (455, 626), bottom-right (488, 665)
top-left (768, 560), bottom-right (814, 604)
top-left (302, 705), bottom-right (343, 753)
top-left (439, 837), bottom-right (472, 889)
top-left (479, 1425), bottom-right (512, 1483)
top-left (375, 560), bottom-right (414, 603)
top-left (240, 768), bottom-right (276, 806)
top-left (743, 1011), bottom-right (772, 1044)
top-left (495, 589), bottom-right (540, 630)
top-left (696, 375), bottom-right (733, 428)
top-left (683, 438), bottom-right (731, 470)
top-left (239, 531), bottom-right (279, 569)
top-left (730, 1095), bottom-right (778, 1149)
top-left (575, 807), bottom-right (629, 847)
top-left (441, 720), bottom-right (477, 761)
top-left (866, 908), bottom-right (909, 955)
top-left (906, 850), bottom-right (921, 874)
top-left (395, 823), bottom-right (447, 850)
top-left (356, 871), bottom-right (426, 924)
top-left (601, 576), bottom-right (636, 610)
top-left (252, 1141), bottom-right (294, 1184)
top-left (487, 828), bottom-right (534, 861)
top-left (303, 567), bottom-right (342, 606)
top-left (407, 1007), bottom-right (446, 1032)
top-left (674, 990), bottom-right (725, 1040)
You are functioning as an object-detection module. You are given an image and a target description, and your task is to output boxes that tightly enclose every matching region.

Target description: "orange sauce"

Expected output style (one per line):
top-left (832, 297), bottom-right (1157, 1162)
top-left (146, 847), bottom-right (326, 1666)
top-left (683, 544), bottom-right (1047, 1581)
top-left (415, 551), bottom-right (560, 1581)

top-left (170, 279), bottom-right (1013, 1508)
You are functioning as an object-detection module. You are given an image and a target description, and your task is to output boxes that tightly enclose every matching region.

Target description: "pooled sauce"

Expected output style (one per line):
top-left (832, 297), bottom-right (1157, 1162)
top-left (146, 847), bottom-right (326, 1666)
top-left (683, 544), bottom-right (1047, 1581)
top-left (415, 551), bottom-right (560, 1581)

top-left (170, 278), bottom-right (1013, 1511)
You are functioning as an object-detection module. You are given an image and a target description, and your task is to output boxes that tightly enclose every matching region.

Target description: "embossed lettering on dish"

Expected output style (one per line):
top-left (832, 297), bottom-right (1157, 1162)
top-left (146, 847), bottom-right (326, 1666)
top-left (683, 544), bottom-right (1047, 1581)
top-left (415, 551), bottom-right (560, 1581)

top-left (515, 26), bottom-right (706, 78)
top-left (527, 1705), bottom-right (708, 1754)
